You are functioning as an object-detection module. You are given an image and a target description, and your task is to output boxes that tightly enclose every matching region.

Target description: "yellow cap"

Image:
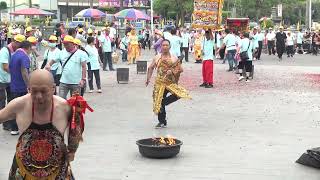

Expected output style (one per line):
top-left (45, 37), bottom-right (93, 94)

top-left (49, 35), bottom-right (58, 41)
top-left (78, 28), bottom-right (84, 33)
top-left (73, 38), bottom-right (82, 46)
top-left (14, 34), bottom-right (26, 43)
top-left (27, 36), bottom-right (37, 44)
top-left (279, 26), bottom-right (284, 29)
top-left (88, 28), bottom-right (93, 34)
top-left (63, 35), bottom-right (74, 43)
top-left (26, 26), bottom-right (33, 32)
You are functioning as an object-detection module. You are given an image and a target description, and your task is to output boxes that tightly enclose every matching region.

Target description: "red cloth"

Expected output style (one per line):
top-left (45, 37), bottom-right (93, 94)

top-left (67, 94), bottom-right (94, 133)
top-left (202, 60), bottom-right (214, 84)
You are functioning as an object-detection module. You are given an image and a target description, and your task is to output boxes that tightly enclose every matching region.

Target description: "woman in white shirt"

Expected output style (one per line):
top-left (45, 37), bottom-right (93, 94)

top-left (237, 32), bottom-right (254, 82)
top-left (85, 37), bottom-right (103, 93)
top-left (43, 35), bottom-right (62, 93)
top-left (286, 31), bottom-right (295, 58)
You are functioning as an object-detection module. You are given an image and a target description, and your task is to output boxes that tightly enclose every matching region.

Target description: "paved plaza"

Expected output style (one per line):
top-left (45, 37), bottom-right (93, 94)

top-left (1, 50), bottom-right (320, 179)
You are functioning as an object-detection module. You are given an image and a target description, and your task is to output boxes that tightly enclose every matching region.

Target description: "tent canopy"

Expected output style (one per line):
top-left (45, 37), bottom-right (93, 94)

top-left (10, 8), bottom-right (55, 16)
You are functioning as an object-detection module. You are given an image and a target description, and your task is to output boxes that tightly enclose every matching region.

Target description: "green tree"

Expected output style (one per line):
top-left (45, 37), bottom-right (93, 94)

top-left (0, 1), bottom-right (7, 22)
top-left (224, 0), bottom-right (318, 25)
top-left (153, 0), bottom-right (193, 27)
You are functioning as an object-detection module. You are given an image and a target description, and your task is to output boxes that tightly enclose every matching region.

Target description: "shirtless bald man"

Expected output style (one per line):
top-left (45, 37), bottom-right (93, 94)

top-left (0, 70), bottom-right (77, 179)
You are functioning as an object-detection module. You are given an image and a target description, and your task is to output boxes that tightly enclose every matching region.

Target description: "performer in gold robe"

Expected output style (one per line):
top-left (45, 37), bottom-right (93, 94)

top-left (146, 39), bottom-right (191, 129)
top-left (128, 29), bottom-right (140, 64)
top-left (194, 29), bottom-right (204, 63)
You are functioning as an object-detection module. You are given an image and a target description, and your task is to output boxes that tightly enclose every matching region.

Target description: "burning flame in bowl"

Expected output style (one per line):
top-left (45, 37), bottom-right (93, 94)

top-left (152, 136), bottom-right (177, 146)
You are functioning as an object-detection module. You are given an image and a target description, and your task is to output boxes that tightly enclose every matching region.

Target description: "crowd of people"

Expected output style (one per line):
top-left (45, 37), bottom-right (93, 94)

top-left (0, 19), bottom-right (320, 178)
top-left (0, 21), bottom-right (319, 133)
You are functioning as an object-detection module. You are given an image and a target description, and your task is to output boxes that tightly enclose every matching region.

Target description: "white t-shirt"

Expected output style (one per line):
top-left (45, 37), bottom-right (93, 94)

top-left (223, 33), bottom-right (237, 51)
top-left (257, 33), bottom-right (265, 41)
top-left (266, 32), bottom-right (275, 41)
top-left (109, 27), bottom-right (117, 39)
top-left (181, 33), bottom-right (190, 47)
top-left (287, 35), bottom-right (295, 46)
top-left (297, 32), bottom-right (304, 44)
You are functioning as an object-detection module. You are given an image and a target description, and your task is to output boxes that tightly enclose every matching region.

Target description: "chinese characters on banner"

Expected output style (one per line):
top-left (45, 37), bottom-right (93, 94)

top-left (99, 0), bottom-right (150, 7)
top-left (192, 0), bottom-right (224, 30)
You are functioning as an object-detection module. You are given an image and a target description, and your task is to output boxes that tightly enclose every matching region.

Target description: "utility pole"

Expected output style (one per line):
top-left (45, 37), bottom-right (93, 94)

top-left (66, 0), bottom-right (69, 18)
top-left (151, 0), bottom-right (154, 37)
top-left (90, 0), bottom-right (93, 8)
top-left (309, 0), bottom-right (312, 30)
top-left (306, 0), bottom-right (312, 30)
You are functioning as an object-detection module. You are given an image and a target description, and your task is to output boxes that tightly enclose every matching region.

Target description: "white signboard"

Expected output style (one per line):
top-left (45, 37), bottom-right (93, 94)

top-left (39, 0), bottom-right (57, 11)
top-left (277, 4), bottom-right (282, 17)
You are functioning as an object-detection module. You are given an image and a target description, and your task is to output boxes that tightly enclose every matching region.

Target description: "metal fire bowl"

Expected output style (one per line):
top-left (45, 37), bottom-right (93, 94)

top-left (136, 138), bottom-right (183, 159)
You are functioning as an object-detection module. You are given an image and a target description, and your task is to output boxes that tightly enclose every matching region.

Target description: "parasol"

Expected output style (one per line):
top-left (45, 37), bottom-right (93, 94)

top-left (114, 8), bottom-right (150, 20)
top-left (75, 8), bottom-right (106, 18)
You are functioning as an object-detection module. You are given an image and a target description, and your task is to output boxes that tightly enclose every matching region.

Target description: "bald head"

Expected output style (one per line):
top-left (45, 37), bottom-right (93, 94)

top-left (29, 69), bottom-right (55, 87)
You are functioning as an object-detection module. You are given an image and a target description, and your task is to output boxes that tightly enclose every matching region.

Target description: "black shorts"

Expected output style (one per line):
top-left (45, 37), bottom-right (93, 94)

top-left (297, 43), bottom-right (302, 48)
top-left (238, 61), bottom-right (253, 72)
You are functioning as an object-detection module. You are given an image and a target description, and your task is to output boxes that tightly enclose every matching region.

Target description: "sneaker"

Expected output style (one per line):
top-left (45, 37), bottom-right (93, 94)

top-left (97, 89), bottom-right (102, 93)
top-left (199, 83), bottom-right (207, 87)
top-left (10, 131), bottom-right (19, 135)
top-left (155, 123), bottom-right (167, 129)
top-left (246, 79), bottom-right (251, 83)
top-left (205, 84), bottom-right (213, 88)
top-left (238, 76), bottom-right (245, 81)
top-left (89, 90), bottom-right (93, 93)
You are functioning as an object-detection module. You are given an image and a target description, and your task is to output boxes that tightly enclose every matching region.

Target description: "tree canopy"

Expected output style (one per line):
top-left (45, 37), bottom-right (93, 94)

top-left (153, 0), bottom-right (320, 26)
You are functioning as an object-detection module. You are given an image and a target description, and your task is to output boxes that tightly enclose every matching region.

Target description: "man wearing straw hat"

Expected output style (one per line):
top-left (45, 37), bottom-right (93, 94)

top-left (266, 27), bottom-right (276, 55)
top-left (0, 34), bottom-right (25, 133)
top-left (8, 40), bottom-right (32, 135)
top-left (45, 35), bottom-right (87, 99)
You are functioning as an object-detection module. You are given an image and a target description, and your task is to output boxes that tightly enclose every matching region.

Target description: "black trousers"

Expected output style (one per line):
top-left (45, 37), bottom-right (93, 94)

top-left (145, 39), bottom-right (151, 50)
top-left (257, 41), bottom-right (263, 59)
top-left (0, 83), bottom-right (13, 130)
top-left (268, 41), bottom-right (275, 55)
top-left (312, 43), bottom-right (319, 55)
top-left (158, 89), bottom-right (180, 124)
top-left (88, 69), bottom-right (101, 90)
top-left (121, 49), bottom-right (128, 62)
top-left (219, 46), bottom-right (226, 59)
top-left (277, 45), bottom-right (285, 58)
top-left (181, 47), bottom-right (189, 62)
top-left (103, 52), bottom-right (113, 70)
top-left (287, 45), bottom-right (294, 56)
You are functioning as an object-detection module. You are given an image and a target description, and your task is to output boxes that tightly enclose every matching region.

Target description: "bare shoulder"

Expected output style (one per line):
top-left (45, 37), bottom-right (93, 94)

top-left (10, 94), bottom-right (29, 110)
top-left (53, 95), bottom-right (71, 113)
top-left (171, 55), bottom-right (179, 63)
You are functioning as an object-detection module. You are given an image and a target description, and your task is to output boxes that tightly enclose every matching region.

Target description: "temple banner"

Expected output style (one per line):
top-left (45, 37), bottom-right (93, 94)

top-left (192, 0), bottom-right (224, 29)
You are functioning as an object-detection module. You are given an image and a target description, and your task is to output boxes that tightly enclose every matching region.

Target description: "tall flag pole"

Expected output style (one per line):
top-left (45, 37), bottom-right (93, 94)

top-left (151, 0), bottom-right (154, 36)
